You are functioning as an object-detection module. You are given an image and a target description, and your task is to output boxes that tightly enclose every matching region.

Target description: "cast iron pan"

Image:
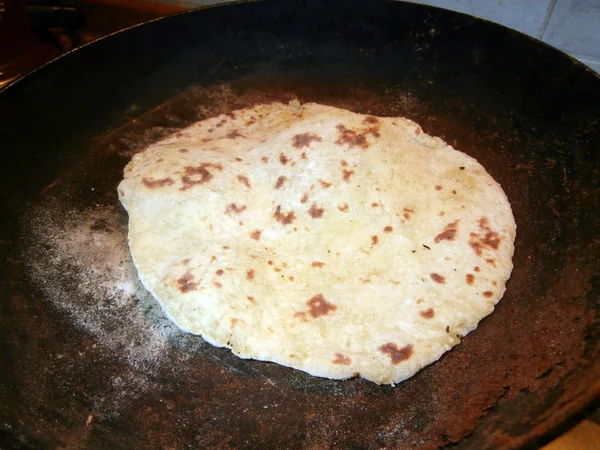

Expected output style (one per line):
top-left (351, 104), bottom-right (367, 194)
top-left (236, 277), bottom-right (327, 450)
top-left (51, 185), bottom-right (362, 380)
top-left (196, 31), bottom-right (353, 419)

top-left (0, 0), bottom-right (598, 448)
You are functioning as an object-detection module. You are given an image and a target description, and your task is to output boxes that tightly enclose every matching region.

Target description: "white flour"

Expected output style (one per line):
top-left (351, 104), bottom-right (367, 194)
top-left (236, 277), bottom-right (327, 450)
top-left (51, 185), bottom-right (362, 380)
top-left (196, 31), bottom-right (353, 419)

top-left (22, 194), bottom-right (207, 415)
top-left (24, 197), bottom-right (208, 368)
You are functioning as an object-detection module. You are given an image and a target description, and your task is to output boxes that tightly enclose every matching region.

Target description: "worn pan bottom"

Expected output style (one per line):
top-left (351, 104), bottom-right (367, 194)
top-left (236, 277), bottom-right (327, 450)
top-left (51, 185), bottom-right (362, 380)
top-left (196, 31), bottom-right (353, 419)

top-left (0, 1), bottom-right (598, 448)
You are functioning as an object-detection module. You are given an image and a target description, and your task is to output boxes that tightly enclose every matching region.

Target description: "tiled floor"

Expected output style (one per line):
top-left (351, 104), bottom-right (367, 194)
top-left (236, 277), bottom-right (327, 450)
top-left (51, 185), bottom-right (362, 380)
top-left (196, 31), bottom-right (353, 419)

top-left (542, 0), bottom-right (600, 72)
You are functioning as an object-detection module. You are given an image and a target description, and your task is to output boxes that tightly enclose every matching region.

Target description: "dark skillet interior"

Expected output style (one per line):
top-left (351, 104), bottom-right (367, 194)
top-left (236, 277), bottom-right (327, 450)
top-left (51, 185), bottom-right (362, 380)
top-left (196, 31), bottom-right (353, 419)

top-left (0, 0), bottom-right (599, 448)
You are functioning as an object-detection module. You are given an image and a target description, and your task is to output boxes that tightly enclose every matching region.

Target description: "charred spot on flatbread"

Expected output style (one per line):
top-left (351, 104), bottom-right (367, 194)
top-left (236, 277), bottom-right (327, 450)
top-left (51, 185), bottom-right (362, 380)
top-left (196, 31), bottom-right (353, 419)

top-left (292, 132), bottom-right (322, 149)
top-left (379, 343), bottom-right (413, 364)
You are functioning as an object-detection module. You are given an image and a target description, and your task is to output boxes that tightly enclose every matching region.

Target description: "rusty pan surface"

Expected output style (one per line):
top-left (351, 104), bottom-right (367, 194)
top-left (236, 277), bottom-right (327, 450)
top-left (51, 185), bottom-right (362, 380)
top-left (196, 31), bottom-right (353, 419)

top-left (0, 0), bottom-right (599, 448)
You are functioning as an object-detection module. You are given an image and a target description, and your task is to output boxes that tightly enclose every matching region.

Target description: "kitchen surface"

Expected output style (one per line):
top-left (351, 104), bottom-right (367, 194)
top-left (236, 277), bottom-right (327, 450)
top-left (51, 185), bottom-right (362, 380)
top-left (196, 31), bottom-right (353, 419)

top-left (0, 0), bottom-right (598, 448)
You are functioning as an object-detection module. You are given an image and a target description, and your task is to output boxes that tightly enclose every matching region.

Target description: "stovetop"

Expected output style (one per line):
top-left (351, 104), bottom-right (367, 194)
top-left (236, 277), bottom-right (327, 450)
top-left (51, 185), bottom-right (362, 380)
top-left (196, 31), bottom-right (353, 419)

top-left (0, 0), bottom-right (181, 89)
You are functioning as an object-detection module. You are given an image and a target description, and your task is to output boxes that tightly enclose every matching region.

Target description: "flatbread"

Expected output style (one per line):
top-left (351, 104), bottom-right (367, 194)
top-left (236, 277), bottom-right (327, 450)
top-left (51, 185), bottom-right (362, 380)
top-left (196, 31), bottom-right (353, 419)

top-left (118, 102), bottom-right (516, 385)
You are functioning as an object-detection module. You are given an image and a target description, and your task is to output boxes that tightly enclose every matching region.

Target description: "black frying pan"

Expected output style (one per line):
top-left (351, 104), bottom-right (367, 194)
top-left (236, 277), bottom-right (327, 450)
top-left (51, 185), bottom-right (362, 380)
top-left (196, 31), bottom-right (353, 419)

top-left (0, 0), bottom-right (598, 448)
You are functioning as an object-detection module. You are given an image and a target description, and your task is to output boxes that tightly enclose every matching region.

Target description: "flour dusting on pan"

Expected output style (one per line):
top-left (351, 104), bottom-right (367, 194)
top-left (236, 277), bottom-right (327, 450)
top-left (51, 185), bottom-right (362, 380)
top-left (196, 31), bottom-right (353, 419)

top-left (21, 194), bottom-right (210, 417)
top-left (24, 197), bottom-right (206, 369)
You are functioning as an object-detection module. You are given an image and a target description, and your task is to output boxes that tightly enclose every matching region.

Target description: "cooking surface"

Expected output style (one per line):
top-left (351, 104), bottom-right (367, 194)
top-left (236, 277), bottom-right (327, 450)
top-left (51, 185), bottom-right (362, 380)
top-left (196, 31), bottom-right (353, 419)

top-left (0, 1), bottom-right (599, 448)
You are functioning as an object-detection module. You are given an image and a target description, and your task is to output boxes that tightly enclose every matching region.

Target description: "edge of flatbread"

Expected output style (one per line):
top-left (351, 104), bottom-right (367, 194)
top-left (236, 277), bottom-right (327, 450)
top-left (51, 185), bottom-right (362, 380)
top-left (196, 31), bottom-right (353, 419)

top-left (118, 101), bottom-right (516, 385)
